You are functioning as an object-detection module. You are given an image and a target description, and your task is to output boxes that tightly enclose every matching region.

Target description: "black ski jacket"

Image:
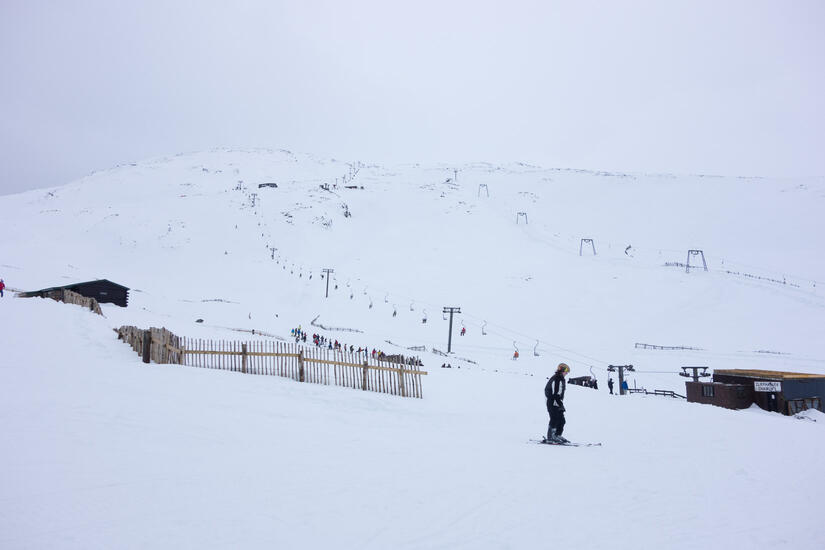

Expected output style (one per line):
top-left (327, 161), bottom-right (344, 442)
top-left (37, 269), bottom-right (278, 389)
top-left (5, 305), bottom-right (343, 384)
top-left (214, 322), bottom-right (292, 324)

top-left (545, 372), bottom-right (566, 407)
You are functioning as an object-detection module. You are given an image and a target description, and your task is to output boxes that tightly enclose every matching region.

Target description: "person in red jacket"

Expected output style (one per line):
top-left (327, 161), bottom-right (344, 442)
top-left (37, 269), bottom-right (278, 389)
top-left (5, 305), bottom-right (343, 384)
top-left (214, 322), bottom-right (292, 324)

top-left (0, 279), bottom-right (5, 297)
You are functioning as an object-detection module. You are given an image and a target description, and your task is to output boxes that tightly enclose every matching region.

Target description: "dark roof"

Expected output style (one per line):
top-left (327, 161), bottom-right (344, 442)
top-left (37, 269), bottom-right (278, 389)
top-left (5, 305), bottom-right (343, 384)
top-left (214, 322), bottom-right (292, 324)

top-left (714, 369), bottom-right (825, 380)
top-left (24, 279), bottom-right (130, 294)
top-left (70, 279), bottom-right (129, 290)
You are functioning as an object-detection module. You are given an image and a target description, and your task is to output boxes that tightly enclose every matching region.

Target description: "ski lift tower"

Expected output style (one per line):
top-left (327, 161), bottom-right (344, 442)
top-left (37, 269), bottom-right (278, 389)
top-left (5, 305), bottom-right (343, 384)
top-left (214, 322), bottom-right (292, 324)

top-left (443, 306), bottom-right (461, 353)
top-left (686, 250), bottom-right (708, 273)
top-left (607, 364), bottom-right (635, 395)
top-left (321, 268), bottom-right (334, 298)
top-left (580, 238), bottom-right (596, 256)
top-left (680, 366), bottom-right (710, 382)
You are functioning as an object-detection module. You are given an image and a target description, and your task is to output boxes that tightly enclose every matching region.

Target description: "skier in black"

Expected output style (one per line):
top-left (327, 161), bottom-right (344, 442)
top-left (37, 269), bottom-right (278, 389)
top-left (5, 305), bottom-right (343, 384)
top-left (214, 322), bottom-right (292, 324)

top-left (545, 363), bottom-right (570, 443)
top-left (608, 378), bottom-right (614, 395)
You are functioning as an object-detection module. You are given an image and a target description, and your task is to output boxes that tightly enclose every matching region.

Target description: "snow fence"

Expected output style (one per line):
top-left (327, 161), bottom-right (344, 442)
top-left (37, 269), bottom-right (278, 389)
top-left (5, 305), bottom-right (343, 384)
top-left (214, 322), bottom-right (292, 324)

top-left (116, 326), bottom-right (427, 398)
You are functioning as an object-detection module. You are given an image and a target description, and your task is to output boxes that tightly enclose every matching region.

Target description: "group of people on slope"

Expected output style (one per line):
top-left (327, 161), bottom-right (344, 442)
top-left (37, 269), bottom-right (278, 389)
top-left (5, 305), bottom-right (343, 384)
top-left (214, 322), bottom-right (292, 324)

top-left (290, 327), bottom-right (308, 343)
top-left (289, 325), bottom-right (421, 365)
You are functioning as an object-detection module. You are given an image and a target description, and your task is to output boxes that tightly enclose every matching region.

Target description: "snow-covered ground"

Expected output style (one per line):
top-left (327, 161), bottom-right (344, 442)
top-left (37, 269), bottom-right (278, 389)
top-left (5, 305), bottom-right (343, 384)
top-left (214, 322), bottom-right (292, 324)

top-left (2, 149), bottom-right (824, 548)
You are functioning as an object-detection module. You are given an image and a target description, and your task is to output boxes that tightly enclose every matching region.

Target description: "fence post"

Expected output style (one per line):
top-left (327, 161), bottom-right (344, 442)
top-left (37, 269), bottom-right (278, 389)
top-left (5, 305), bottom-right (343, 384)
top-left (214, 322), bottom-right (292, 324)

top-left (142, 329), bottom-right (151, 364)
top-left (398, 362), bottom-right (406, 397)
top-left (298, 350), bottom-right (305, 382)
top-left (242, 343), bottom-right (248, 374)
top-left (362, 361), bottom-right (369, 391)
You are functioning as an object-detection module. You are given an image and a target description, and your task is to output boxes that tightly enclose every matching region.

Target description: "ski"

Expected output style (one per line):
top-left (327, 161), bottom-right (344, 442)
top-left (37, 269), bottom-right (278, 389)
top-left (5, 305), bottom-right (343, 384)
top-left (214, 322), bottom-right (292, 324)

top-left (529, 437), bottom-right (602, 447)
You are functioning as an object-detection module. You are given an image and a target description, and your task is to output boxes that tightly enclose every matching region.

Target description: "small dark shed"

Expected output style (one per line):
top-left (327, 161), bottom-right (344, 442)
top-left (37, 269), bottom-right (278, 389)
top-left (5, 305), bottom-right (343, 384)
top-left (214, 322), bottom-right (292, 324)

top-left (685, 381), bottom-right (753, 411)
top-left (20, 279), bottom-right (130, 307)
top-left (687, 369), bottom-right (825, 415)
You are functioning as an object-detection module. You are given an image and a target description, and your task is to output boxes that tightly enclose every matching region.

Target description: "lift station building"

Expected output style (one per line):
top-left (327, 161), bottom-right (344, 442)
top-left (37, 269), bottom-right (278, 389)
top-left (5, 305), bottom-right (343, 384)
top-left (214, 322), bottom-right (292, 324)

top-left (686, 369), bottom-right (825, 415)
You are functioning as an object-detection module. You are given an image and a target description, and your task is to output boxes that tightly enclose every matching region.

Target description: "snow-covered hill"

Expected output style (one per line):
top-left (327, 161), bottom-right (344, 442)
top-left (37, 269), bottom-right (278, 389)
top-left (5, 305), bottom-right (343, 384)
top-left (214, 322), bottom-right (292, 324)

top-left (2, 149), bottom-right (824, 548)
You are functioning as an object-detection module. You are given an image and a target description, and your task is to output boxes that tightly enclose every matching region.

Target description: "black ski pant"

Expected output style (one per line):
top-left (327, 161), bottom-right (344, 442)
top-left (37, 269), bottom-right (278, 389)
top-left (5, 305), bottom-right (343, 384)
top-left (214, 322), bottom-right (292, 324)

top-left (547, 403), bottom-right (566, 437)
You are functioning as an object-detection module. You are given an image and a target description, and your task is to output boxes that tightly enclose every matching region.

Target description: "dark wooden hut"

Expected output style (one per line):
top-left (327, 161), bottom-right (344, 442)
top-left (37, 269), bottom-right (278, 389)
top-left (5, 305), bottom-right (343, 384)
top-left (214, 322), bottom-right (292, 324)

top-left (19, 279), bottom-right (129, 307)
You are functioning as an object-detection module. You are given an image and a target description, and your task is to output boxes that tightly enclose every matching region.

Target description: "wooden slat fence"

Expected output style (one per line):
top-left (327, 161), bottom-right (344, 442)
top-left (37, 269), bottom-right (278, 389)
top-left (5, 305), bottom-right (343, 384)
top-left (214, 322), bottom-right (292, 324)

top-left (62, 289), bottom-right (103, 315)
top-left (117, 325), bottom-right (146, 355)
top-left (116, 326), bottom-right (426, 398)
top-left (32, 288), bottom-right (103, 315)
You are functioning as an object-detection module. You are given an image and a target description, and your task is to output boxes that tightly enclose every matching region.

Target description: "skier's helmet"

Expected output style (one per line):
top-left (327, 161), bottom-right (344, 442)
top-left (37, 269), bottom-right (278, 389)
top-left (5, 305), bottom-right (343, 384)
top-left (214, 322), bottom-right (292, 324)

top-left (557, 363), bottom-right (570, 374)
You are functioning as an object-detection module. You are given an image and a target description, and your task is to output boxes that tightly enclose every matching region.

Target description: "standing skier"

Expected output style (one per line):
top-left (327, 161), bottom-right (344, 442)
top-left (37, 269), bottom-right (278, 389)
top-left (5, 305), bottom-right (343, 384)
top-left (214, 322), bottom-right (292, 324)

top-left (0, 278), bottom-right (5, 297)
top-left (545, 363), bottom-right (570, 443)
top-left (608, 377), bottom-right (614, 395)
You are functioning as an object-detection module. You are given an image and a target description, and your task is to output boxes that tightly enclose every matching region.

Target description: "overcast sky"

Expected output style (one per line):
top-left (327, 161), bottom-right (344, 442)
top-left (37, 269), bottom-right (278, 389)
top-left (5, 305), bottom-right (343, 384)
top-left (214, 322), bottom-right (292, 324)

top-left (1, 0), bottom-right (823, 195)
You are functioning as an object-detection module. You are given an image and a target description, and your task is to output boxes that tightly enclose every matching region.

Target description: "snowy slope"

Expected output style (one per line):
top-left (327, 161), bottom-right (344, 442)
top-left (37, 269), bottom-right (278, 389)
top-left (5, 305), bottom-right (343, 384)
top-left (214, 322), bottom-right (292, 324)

top-left (1, 149), bottom-right (824, 548)
top-left (3, 149), bottom-right (824, 386)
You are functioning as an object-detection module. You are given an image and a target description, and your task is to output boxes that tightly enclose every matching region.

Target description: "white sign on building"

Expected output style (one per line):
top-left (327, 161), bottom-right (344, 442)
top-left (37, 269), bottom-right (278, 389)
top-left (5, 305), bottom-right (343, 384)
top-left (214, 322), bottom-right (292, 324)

top-left (754, 381), bottom-right (782, 392)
